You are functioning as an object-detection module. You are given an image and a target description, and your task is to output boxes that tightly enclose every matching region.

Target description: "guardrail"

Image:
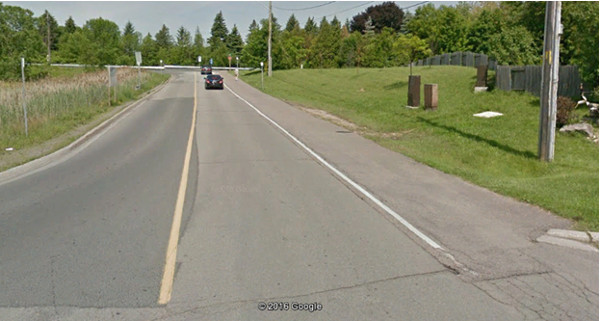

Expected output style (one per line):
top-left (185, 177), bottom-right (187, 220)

top-left (38, 63), bottom-right (256, 71)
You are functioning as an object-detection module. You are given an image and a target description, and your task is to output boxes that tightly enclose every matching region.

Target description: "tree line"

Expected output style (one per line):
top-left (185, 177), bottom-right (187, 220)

top-left (1, 2), bottom-right (597, 86)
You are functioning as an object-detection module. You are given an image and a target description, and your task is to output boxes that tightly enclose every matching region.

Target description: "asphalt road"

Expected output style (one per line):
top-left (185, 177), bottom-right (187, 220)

top-left (0, 70), bottom-right (596, 320)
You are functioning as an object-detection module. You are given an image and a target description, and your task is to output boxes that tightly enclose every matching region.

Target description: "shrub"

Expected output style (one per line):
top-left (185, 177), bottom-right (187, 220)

top-left (556, 96), bottom-right (576, 127)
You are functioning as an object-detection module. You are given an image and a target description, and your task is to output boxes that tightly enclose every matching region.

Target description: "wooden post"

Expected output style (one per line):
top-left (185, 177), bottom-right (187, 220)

top-left (538, 1), bottom-right (561, 162)
top-left (424, 84), bottom-right (438, 110)
top-left (408, 75), bottom-right (420, 107)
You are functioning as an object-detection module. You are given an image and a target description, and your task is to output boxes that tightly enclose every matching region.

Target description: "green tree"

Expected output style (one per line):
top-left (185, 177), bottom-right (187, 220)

top-left (0, 3), bottom-right (45, 79)
top-left (119, 21), bottom-right (140, 65)
top-left (406, 4), bottom-right (440, 53)
top-left (350, 1), bottom-right (405, 34)
top-left (304, 17), bottom-right (318, 35)
top-left (64, 16), bottom-right (77, 34)
top-left (340, 31), bottom-right (368, 68)
top-left (276, 27), bottom-right (307, 69)
top-left (242, 17), bottom-right (280, 68)
top-left (285, 14), bottom-right (300, 32)
top-left (435, 6), bottom-right (470, 53)
top-left (140, 33), bottom-right (159, 66)
top-left (487, 26), bottom-right (539, 65)
top-left (173, 26), bottom-right (193, 65)
top-left (36, 10), bottom-right (60, 61)
top-left (363, 27), bottom-right (398, 68)
top-left (308, 17), bottom-right (341, 68)
top-left (561, 1), bottom-right (599, 87)
top-left (394, 33), bottom-right (431, 73)
top-left (155, 24), bottom-right (173, 49)
top-left (226, 24), bottom-right (244, 58)
top-left (84, 18), bottom-right (121, 65)
top-left (242, 20), bottom-right (266, 67)
top-left (207, 11), bottom-right (230, 66)
top-left (466, 8), bottom-right (506, 54)
top-left (208, 11), bottom-right (228, 48)
top-left (56, 29), bottom-right (91, 64)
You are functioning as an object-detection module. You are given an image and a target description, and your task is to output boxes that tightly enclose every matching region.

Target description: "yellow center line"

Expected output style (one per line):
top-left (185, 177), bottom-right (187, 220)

top-left (158, 72), bottom-right (197, 304)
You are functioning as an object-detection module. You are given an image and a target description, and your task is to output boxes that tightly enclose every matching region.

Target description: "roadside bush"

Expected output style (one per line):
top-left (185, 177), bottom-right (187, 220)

top-left (556, 96), bottom-right (576, 127)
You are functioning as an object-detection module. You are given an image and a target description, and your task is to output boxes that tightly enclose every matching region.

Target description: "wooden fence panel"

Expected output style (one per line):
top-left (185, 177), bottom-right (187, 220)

top-left (558, 65), bottom-right (580, 97)
top-left (441, 53), bottom-right (450, 65)
top-left (463, 52), bottom-right (475, 67)
top-left (496, 66), bottom-right (511, 91)
top-left (511, 67), bottom-right (526, 91)
top-left (450, 52), bottom-right (461, 65)
top-left (525, 66), bottom-right (542, 97)
top-left (495, 65), bottom-right (580, 97)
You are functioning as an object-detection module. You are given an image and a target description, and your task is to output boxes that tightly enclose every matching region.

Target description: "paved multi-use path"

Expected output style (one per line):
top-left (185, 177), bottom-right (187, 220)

top-left (0, 70), bottom-right (596, 320)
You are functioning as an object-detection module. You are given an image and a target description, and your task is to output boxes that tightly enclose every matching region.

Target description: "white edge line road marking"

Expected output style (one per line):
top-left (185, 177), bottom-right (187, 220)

top-left (225, 85), bottom-right (444, 251)
top-left (158, 72), bottom-right (197, 304)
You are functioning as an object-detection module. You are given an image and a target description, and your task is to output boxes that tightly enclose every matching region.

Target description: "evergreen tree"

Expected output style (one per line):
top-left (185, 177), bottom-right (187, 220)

top-left (226, 24), bottom-right (244, 57)
top-left (285, 14), bottom-right (300, 32)
top-left (248, 19), bottom-right (259, 33)
top-left (208, 11), bottom-right (228, 48)
top-left (120, 21), bottom-right (140, 65)
top-left (155, 24), bottom-right (173, 49)
top-left (309, 17), bottom-right (341, 68)
top-left (242, 17), bottom-right (280, 67)
top-left (304, 17), bottom-right (318, 35)
top-left (37, 10), bottom-right (60, 55)
top-left (64, 16), bottom-right (77, 34)
top-left (173, 26), bottom-right (193, 65)
top-left (140, 33), bottom-right (158, 65)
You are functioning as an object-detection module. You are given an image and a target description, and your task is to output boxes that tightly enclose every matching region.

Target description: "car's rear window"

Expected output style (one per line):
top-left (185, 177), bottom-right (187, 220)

top-left (207, 75), bottom-right (221, 80)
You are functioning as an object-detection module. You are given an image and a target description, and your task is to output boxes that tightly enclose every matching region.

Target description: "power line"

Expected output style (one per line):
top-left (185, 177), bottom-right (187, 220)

top-left (323, 1), bottom-right (429, 18)
top-left (399, 1), bottom-right (429, 11)
top-left (273, 1), bottom-right (336, 11)
top-left (324, 1), bottom-right (374, 17)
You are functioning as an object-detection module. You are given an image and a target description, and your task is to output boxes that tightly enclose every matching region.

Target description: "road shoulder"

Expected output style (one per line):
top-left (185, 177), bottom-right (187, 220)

top-left (223, 72), bottom-right (599, 320)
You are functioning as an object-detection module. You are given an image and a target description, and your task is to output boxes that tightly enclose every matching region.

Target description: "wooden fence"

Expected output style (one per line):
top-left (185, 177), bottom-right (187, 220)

top-left (413, 51), bottom-right (582, 97)
top-left (415, 51), bottom-right (498, 70)
top-left (496, 65), bottom-right (581, 97)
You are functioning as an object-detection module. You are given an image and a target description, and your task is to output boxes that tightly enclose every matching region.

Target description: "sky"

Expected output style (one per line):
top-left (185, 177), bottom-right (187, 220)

top-left (7, 1), bottom-right (454, 40)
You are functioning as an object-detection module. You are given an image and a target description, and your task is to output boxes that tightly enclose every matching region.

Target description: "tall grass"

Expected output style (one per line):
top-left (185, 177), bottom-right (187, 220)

top-left (0, 67), bottom-right (168, 150)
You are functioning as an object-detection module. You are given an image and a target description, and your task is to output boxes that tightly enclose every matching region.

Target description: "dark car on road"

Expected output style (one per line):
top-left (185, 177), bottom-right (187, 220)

top-left (205, 74), bottom-right (224, 90)
top-left (201, 65), bottom-right (212, 75)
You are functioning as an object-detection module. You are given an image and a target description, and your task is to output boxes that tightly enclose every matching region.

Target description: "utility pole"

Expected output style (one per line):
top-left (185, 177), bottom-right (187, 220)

top-left (46, 12), bottom-right (51, 63)
top-left (538, 1), bottom-right (561, 162)
top-left (268, 1), bottom-right (272, 77)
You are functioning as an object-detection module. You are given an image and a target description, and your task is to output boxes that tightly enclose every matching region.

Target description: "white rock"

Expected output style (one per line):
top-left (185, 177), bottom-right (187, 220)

top-left (473, 111), bottom-right (503, 118)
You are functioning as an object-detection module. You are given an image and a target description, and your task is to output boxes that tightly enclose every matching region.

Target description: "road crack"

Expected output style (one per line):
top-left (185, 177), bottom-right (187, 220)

top-left (153, 270), bottom-right (449, 320)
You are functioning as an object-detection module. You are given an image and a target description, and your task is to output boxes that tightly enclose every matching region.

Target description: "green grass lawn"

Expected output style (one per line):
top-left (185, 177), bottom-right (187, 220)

top-left (241, 66), bottom-right (599, 231)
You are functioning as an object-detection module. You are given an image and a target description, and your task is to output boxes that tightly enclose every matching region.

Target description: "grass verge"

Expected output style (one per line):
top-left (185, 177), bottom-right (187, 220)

top-left (241, 66), bottom-right (599, 231)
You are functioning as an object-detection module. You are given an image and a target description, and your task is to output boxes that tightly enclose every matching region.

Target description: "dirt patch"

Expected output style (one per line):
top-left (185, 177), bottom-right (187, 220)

top-left (294, 104), bottom-right (414, 140)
